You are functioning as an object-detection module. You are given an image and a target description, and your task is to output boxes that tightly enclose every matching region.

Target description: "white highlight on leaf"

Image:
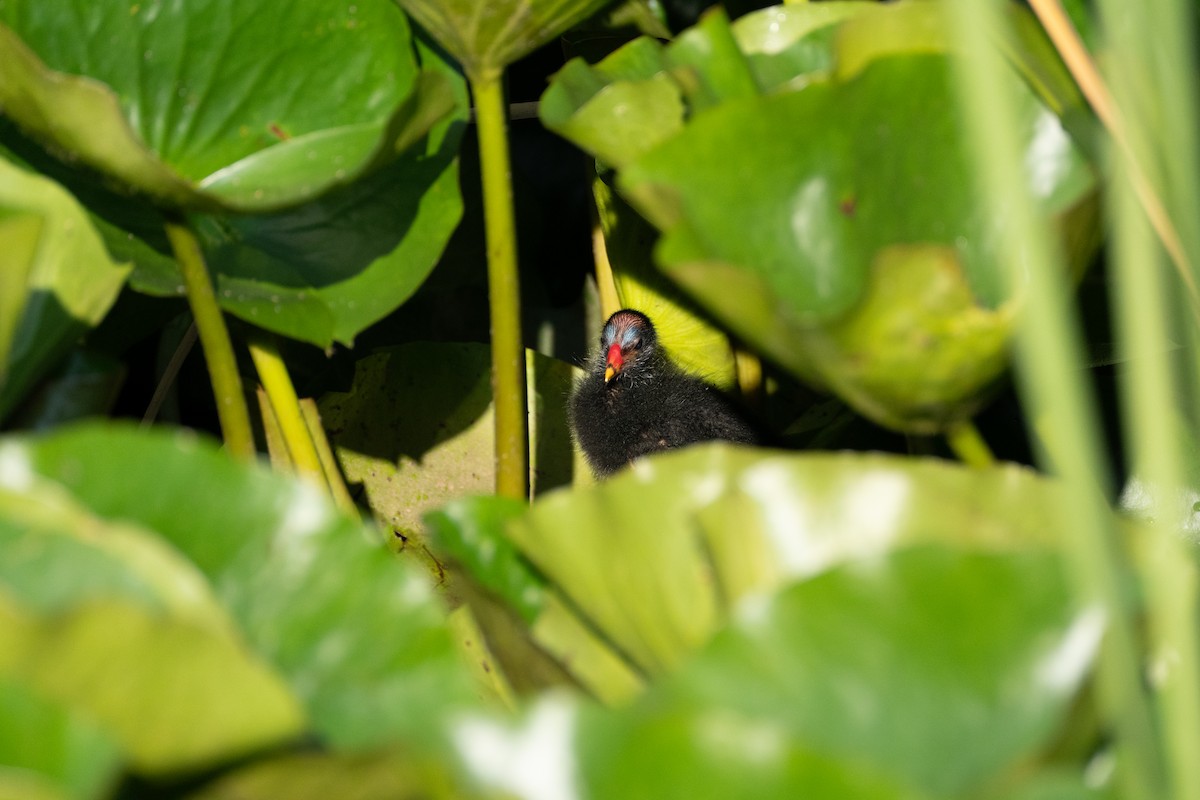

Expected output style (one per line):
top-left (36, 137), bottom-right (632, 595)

top-left (1148, 645), bottom-right (1179, 689)
top-left (1035, 606), bottom-right (1105, 693)
top-left (733, 591), bottom-right (773, 630)
top-left (790, 177), bottom-right (835, 298)
top-left (740, 463), bottom-right (814, 574)
top-left (1119, 474), bottom-right (1200, 542)
top-left (739, 463), bottom-right (910, 579)
top-left (453, 695), bottom-right (581, 800)
top-left (396, 572), bottom-right (434, 608)
top-left (839, 469), bottom-right (911, 550)
top-left (1084, 748), bottom-right (1116, 789)
top-left (476, 535), bottom-right (497, 562)
top-left (697, 710), bottom-right (786, 766)
top-left (0, 442), bottom-right (33, 492)
top-left (275, 481), bottom-right (332, 575)
top-left (1025, 110), bottom-right (1073, 199)
top-left (689, 469), bottom-right (725, 507)
top-left (279, 481), bottom-right (330, 542)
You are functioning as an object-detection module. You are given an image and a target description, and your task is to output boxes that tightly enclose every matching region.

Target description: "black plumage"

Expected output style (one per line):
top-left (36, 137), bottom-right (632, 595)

top-left (570, 309), bottom-right (757, 478)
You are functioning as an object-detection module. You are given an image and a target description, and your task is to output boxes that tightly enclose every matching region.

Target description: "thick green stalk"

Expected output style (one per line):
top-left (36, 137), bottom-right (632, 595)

top-left (164, 217), bottom-right (255, 460)
top-left (1102, 0), bottom-right (1200, 794)
top-left (944, 420), bottom-right (996, 469)
top-left (947, 3), bottom-right (1165, 797)
top-left (1026, 0), bottom-right (1200, 325)
top-left (1111, 157), bottom-right (1200, 800)
top-left (248, 336), bottom-right (323, 483)
top-left (472, 69), bottom-right (529, 501)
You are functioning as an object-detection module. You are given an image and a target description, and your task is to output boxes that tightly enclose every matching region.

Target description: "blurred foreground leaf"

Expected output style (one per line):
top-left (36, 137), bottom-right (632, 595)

top-left (1, 424), bottom-right (480, 777)
top-left (0, 677), bottom-right (120, 800)
top-left (568, 547), bottom-right (1092, 798)
top-left (431, 442), bottom-right (1100, 779)
top-left (0, 469), bottom-right (304, 773)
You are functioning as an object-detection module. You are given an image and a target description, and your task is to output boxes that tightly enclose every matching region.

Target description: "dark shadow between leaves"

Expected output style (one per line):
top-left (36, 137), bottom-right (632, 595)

top-left (321, 343), bottom-right (493, 465)
top-left (2, 289), bottom-right (90, 425)
top-left (216, 125), bottom-right (465, 289)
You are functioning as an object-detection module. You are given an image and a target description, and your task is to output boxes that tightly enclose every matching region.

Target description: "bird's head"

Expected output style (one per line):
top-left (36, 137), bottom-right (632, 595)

top-left (599, 309), bottom-right (657, 384)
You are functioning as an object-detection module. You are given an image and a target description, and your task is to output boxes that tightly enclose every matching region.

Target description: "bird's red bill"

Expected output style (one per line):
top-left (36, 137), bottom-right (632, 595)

top-left (604, 343), bottom-right (623, 382)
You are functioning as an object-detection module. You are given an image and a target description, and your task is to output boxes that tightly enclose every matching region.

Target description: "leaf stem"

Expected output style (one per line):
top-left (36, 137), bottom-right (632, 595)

top-left (472, 69), bottom-right (529, 501)
top-left (1110, 151), bottom-right (1200, 800)
top-left (947, 3), bottom-right (1166, 797)
top-left (945, 420), bottom-right (996, 469)
top-left (1026, 0), bottom-right (1200, 325)
top-left (248, 336), bottom-right (323, 482)
top-left (301, 398), bottom-right (358, 517)
top-left (142, 321), bottom-right (196, 426)
top-left (590, 170), bottom-right (621, 318)
top-left (256, 387), bottom-right (291, 472)
top-left (164, 217), bottom-right (254, 460)
top-left (733, 345), bottom-right (763, 414)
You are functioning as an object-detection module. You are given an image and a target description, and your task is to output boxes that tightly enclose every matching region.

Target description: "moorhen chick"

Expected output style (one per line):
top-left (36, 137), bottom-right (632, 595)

top-left (570, 309), bottom-right (757, 478)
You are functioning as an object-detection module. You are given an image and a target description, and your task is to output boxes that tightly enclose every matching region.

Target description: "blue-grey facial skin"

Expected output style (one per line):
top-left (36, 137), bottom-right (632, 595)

top-left (597, 309), bottom-right (657, 388)
top-left (602, 310), bottom-right (650, 351)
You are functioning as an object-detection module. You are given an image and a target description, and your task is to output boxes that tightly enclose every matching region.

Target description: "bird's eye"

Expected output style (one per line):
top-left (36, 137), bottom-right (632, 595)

top-left (631, 338), bottom-right (642, 350)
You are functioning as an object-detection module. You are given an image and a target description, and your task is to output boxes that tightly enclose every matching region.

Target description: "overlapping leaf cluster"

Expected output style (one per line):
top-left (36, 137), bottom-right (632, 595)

top-left (544, 1), bottom-right (1100, 432)
top-left (1, 0), bottom-right (1192, 797)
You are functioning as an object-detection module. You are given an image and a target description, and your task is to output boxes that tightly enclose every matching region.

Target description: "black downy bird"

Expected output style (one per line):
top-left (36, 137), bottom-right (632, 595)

top-left (570, 309), bottom-right (757, 478)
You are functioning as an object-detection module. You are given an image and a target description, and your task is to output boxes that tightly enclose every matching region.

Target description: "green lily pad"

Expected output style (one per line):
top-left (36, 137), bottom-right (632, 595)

top-left (0, 471), bottom-right (304, 773)
top-left (396, 0), bottom-right (615, 78)
top-left (540, 4), bottom-right (873, 171)
top-left (734, 2), bottom-right (877, 90)
top-left (16, 424), bottom-right (479, 755)
top-left (0, 0), bottom-right (453, 212)
top-left (197, 63), bottom-right (467, 346)
top-left (0, 677), bottom-right (121, 800)
top-left (679, 244), bottom-right (1018, 432)
top-left (187, 749), bottom-right (477, 800)
top-left (449, 542), bottom-right (1091, 798)
top-left (434, 447), bottom-right (1103, 794)
top-left (0, 128), bottom-right (181, 296)
top-left (666, 8), bottom-right (761, 110)
top-left (424, 496), bottom-right (547, 625)
top-left (425, 495), bottom-right (646, 705)
top-left (623, 53), bottom-right (1093, 323)
top-left (541, 2), bottom-right (1100, 433)
top-left (541, 38), bottom-right (684, 171)
top-left (593, 175), bottom-right (737, 389)
top-left (437, 445), bottom-right (1070, 693)
top-left (0, 33), bottom-right (467, 348)
top-left (576, 699), bottom-right (923, 800)
top-left (320, 343), bottom-right (583, 541)
top-left (574, 547), bottom-right (1091, 798)
top-left (0, 157), bottom-right (131, 422)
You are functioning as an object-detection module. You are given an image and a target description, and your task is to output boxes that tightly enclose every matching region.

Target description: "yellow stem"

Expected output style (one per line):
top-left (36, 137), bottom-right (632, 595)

top-left (945, 420), bottom-right (997, 469)
top-left (301, 398), bottom-right (358, 518)
top-left (248, 337), bottom-right (323, 483)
